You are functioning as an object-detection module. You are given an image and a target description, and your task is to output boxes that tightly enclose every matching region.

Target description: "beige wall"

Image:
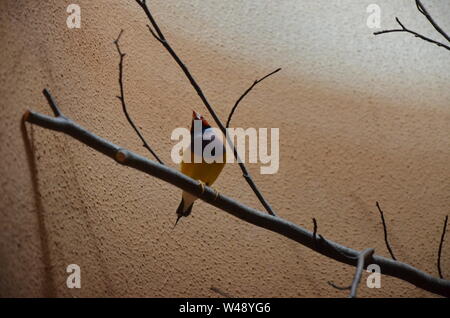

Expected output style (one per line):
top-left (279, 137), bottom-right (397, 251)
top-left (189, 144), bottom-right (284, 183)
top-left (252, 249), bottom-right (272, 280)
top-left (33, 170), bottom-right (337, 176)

top-left (0, 0), bottom-right (449, 297)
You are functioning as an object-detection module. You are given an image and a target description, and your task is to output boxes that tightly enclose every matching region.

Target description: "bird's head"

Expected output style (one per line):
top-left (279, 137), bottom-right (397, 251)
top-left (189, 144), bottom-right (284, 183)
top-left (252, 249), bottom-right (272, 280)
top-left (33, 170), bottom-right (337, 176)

top-left (192, 110), bottom-right (211, 129)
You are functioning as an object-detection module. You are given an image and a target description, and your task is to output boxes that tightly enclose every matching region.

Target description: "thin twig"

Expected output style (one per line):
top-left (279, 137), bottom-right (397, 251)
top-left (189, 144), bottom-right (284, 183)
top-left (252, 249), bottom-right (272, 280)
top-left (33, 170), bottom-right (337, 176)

top-left (327, 281), bottom-right (351, 291)
top-left (312, 218), bottom-right (318, 250)
top-left (146, 24), bottom-right (164, 43)
top-left (226, 68), bottom-right (281, 128)
top-left (438, 215), bottom-right (448, 279)
top-left (415, 0), bottom-right (450, 43)
top-left (114, 29), bottom-right (164, 164)
top-left (210, 286), bottom-right (233, 298)
top-left (22, 89), bottom-right (450, 297)
top-left (43, 88), bottom-right (62, 117)
top-left (134, 0), bottom-right (277, 216)
top-left (374, 14), bottom-right (450, 52)
top-left (375, 201), bottom-right (397, 260)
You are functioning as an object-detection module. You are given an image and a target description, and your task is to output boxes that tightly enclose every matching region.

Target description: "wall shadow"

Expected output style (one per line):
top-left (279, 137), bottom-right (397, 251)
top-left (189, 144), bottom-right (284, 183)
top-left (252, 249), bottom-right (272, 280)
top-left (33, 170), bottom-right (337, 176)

top-left (21, 119), bottom-right (57, 297)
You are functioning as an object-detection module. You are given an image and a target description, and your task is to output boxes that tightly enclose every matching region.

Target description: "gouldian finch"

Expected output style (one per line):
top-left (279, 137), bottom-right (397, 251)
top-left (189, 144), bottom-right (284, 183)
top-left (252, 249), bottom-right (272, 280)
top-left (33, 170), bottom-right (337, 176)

top-left (175, 111), bottom-right (226, 227)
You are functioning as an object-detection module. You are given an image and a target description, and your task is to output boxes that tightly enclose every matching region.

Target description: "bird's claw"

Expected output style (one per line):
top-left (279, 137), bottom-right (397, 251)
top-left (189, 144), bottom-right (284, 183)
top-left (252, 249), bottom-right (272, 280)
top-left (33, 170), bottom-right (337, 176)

top-left (198, 180), bottom-right (206, 195)
top-left (198, 181), bottom-right (219, 201)
top-left (212, 188), bottom-right (220, 201)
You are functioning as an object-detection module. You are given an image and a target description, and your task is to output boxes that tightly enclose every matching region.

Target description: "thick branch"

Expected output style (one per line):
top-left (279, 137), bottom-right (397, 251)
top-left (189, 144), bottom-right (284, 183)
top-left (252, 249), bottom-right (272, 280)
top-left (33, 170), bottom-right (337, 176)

top-left (375, 202), bottom-right (397, 260)
top-left (226, 68), bottom-right (281, 128)
top-left (319, 219), bottom-right (374, 297)
top-left (114, 30), bottom-right (164, 164)
top-left (23, 90), bottom-right (450, 297)
top-left (134, 0), bottom-right (277, 216)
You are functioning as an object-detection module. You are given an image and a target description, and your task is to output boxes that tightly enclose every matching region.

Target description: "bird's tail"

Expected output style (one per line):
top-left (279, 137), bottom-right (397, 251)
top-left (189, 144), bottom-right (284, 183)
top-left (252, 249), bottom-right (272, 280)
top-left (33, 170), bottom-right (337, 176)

top-left (174, 198), bottom-right (194, 228)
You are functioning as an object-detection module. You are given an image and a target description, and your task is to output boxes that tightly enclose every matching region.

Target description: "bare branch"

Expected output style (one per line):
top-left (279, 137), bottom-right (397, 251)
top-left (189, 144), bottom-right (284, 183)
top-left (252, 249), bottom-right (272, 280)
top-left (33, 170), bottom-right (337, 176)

top-left (22, 89), bottom-right (450, 297)
top-left (146, 24), bottom-right (164, 43)
top-left (328, 248), bottom-right (375, 298)
top-left (318, 234), bottom-right (357, 261)
top-left (313, 218), bottom-right (357, 262)
top-left (375, 201), bottom-right (397, 260)
top-left (313, 218), bottom-right (363, 294)
top-left (312, 218), bottom-right (318, 250)
top-left (226, 68), bottom-right (281, 128)
top-left (43, 88), bottom-right (63, 117)
top-left (312, 219), bottom-right (357, 261)
top-left (349, 248), bottom-right (375, 298)
top-left (374, 11), bottom-right (450, 51)
top-left (114, 30), bottom-right (164, 164)
top-left (134, 0), bottom-right (277, 216)
top-left (315, 216), bottom-right (362, 295)
top-left (438, 215), bottom-right (448, 279)
top-left (327, 281), bottom-right (351, 291)
top-left (210, 286), bottom-right (233, 298)
top-left (415, 0), bottom-right (450, 43)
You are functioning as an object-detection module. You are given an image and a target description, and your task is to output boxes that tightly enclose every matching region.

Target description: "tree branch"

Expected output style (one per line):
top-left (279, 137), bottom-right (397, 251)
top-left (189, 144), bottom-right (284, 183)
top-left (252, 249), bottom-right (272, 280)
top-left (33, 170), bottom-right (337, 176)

top-left (210, 286), bottom-right (233, 298)
top-left (374, 9), bottom-right (450, 52)
top-left (415, 0), bottom-right (450, 44)
top-left (312, 218), bottom-right (318, 250)
top-left (134, 0), bottom-right (277, 216)
top-left (22, 90), bottom-right (450, 297)
top-left (375, 201), bottom-right (397, 260)
top-left (349, 248), bottom-right (375, 298)
top-left (327, 248), bottom-right (375, 298)
top-left (316, 218), bottom-right (371, 297)
top-left (314, 218), bottom-right (369, 296)
top-left (373, 0), bottom-right (450, 288)
top-left (114, 30), bottom-right (164, 164)
top-left (438, 215), bottom-right (448, 279)
top-left (327, 281), bottom-right (351, 291)
top-left (226, 68), bottom-right (281, 128)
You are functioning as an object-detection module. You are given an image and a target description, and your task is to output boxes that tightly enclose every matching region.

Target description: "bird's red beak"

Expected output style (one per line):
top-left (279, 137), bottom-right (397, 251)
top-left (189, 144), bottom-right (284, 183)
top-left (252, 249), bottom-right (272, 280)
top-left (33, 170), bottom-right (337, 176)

top-left (192, 110), bottom-right (211, 127)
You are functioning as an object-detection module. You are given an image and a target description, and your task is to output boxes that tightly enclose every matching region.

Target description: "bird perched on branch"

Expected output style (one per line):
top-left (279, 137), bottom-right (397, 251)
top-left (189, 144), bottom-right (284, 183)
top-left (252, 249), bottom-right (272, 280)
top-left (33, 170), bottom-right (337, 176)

top-left (175, 111), bottom-right (226, 227)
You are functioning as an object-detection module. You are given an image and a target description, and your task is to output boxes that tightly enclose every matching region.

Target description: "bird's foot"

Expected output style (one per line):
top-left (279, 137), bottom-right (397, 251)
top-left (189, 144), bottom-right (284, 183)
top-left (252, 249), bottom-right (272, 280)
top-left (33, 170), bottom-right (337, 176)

top-left (198, 180), bottom-right (206, 195)
top-left (211, 187), bottom-right (220, 201)
top-left (198, 180), bottom-right (219, 201)
top-left (197, 181), bottom-right (219, 201)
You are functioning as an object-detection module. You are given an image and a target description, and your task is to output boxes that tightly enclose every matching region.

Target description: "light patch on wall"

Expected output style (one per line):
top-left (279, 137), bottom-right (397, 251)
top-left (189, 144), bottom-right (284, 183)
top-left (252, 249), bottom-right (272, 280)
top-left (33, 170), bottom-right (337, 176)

top-left (154, 0), bottom-right (450, 108)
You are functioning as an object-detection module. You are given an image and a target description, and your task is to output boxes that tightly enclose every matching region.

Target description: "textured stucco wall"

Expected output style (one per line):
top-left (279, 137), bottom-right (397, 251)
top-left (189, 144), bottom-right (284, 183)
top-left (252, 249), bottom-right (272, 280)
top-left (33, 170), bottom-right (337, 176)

top-left (0, 0), bottom-right (449, 297)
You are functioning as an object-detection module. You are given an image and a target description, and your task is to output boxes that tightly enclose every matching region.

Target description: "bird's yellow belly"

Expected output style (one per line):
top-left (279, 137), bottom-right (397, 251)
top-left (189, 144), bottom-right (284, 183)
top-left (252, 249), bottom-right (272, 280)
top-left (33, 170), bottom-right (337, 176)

top-left (181, 160), bottom-right (225, 186)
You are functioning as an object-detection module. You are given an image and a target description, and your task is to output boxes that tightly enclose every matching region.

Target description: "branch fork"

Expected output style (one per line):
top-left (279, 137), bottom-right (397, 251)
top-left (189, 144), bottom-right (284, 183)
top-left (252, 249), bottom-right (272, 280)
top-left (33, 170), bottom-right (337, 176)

top-left (374, 0), bottom-right (450, 51)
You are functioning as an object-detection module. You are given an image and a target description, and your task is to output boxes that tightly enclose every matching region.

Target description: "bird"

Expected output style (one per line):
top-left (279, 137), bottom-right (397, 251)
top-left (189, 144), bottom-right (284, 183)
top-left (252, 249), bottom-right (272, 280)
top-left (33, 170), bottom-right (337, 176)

top-left (174, 110), bottom-right (226, 227)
